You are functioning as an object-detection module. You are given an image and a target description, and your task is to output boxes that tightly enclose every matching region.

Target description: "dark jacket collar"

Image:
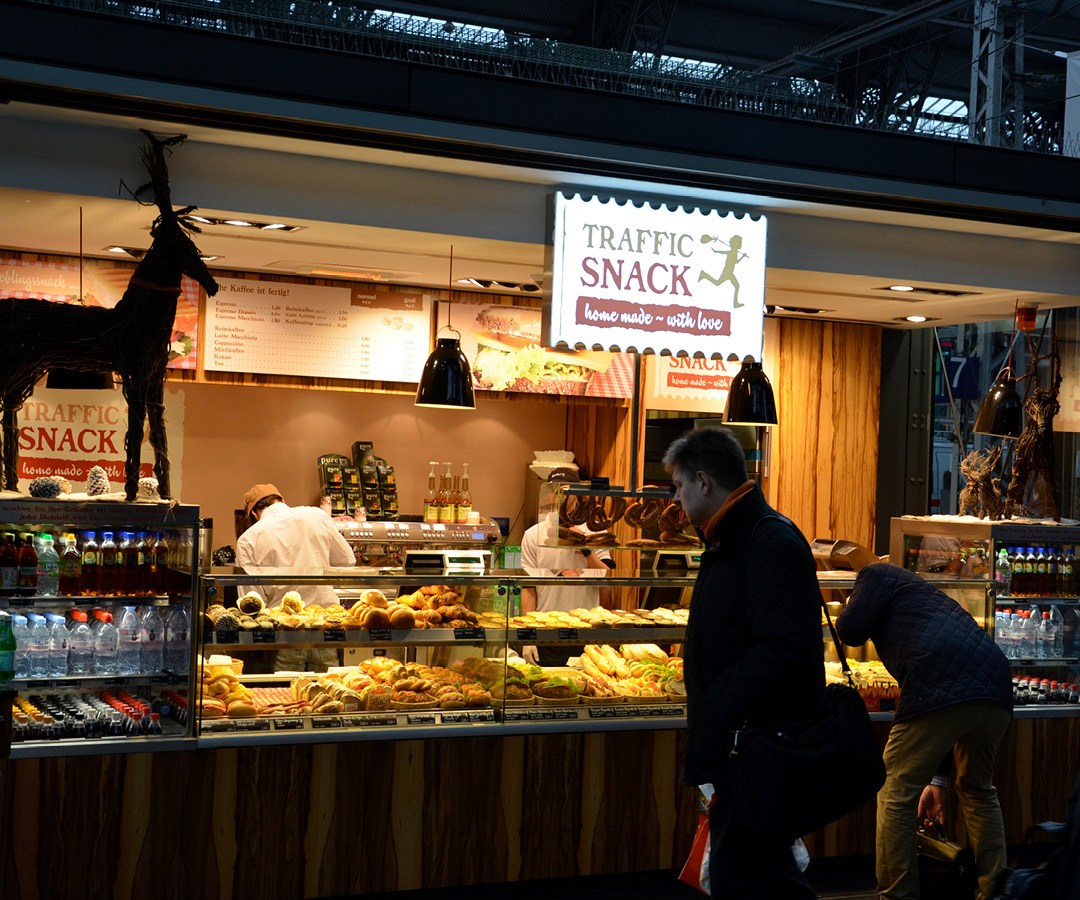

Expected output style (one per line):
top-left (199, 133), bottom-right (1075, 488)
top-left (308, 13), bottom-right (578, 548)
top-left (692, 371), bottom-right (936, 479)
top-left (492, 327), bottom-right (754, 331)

top-left (702, 482), bottom-right (771, 551)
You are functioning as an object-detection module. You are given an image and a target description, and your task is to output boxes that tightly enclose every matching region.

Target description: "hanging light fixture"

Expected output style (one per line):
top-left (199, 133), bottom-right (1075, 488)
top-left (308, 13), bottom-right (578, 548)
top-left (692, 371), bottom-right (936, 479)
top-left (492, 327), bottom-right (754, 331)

top-left (415, 246), bottom-right (476, 410)
top-left (723, 356), bottom-right (778, 426)
top-left (973, 369), bottom-right (1022, 437)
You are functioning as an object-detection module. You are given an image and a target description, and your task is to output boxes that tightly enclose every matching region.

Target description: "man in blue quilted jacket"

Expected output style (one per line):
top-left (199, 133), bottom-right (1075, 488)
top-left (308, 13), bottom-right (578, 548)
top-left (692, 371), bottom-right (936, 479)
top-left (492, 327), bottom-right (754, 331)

top-left (836, 562), bottom-right (1013, 900)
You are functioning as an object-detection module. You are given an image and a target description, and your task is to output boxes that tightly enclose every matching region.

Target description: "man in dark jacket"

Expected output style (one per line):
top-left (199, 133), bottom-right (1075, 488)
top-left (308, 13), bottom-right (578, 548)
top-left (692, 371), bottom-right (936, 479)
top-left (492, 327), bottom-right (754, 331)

top-left (665, 426), bottom-right (825, 899)
top-left (836, 563), bottom-right (1013, 900)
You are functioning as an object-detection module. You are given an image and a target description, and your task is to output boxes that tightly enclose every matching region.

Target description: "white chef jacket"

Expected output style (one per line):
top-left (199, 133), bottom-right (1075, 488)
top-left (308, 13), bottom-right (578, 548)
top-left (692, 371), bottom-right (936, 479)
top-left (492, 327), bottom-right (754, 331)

top-left (236, 502), bottom-right (356, 607)
top-left (520, 520), bottom-right (610, 613)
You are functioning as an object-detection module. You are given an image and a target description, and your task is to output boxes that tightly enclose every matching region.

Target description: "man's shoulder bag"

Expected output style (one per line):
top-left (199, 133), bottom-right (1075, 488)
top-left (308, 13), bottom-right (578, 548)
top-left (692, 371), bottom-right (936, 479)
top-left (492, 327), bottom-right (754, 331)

top-left (726, 529), bottom-right (886, 843)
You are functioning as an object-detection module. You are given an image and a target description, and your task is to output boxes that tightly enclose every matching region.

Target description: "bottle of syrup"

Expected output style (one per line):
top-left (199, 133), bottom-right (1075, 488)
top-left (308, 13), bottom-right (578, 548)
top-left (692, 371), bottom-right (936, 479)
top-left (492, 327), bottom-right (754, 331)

top-left (423, 461), bottom-right (439, 523)
top-left (437, 462), bottom-right (454, 524)
top-left (456, 463), bottom-right (472, 524)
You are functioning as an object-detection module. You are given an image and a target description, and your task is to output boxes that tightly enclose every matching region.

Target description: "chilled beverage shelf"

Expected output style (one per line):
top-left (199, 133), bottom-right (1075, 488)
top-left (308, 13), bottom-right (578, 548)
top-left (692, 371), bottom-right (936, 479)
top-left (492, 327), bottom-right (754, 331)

top-left (0, 594), bottom-right (187, 608)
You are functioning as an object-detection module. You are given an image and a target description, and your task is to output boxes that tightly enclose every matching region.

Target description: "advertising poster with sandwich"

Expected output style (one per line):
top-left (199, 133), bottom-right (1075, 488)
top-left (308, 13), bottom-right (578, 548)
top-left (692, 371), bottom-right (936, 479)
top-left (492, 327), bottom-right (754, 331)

top-left (545, 193), bottom-right (767, 359)
top-left (446, 301), bottom-right (635, 398)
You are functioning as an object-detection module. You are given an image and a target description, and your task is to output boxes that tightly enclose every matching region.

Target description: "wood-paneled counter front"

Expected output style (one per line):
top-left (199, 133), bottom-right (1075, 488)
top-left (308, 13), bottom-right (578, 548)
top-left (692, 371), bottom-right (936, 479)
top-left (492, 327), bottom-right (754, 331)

top-left (2, 715), bottom-right (1078, 900)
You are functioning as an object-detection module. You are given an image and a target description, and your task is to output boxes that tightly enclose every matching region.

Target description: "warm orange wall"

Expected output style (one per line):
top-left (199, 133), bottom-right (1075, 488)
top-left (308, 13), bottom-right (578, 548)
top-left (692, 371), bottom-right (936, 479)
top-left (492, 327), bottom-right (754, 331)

top-left (171, 381), bottom-right (569, 546)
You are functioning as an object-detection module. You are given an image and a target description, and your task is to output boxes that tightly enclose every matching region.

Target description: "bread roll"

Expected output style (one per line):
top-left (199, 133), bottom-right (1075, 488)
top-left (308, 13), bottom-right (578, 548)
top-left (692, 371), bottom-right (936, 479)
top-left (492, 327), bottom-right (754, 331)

top-left (227, 700), bottom-right (257, 717)
top-left (389, 607), bottom-right (415, 630)
top-left (361, 607), bottom-right (391, 630)
top-left (361, 589), bottom-right (388, 608)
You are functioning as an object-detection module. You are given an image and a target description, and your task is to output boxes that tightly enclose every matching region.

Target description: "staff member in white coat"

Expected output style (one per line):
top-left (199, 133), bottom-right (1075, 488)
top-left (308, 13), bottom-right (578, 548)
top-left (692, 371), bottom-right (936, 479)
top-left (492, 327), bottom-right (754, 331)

top-left (237, 483), bottom-right (356, 671)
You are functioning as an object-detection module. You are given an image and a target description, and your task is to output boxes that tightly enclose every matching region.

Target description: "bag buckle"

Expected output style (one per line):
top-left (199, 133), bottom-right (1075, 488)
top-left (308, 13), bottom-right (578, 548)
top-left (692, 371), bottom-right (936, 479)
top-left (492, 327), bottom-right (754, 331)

top-left (729, 727), bottom-right (743, 757)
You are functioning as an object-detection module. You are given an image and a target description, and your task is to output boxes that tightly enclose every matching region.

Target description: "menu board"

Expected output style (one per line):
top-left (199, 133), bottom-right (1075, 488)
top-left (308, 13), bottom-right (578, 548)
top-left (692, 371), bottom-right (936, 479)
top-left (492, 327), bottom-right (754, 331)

top-left (204, 279), bottom-right (430, 382)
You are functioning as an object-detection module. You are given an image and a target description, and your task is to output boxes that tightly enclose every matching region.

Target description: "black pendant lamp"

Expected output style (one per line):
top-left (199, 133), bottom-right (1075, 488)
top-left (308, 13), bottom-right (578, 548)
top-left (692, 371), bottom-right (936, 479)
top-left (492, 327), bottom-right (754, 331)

top-left (973, 369), bottom-right (1022, 438)
top-left (723, 355), bottom-right (778, 426)
top-left (45, 368), bottom-right (114, 390)
top-left (414, 325), bottom-right (476, 409)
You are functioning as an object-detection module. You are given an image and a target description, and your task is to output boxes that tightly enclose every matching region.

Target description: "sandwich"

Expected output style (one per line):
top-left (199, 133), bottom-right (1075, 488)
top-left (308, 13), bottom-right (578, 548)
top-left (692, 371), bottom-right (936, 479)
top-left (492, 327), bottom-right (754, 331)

top-left (471, 305), bottom-right (610, 395)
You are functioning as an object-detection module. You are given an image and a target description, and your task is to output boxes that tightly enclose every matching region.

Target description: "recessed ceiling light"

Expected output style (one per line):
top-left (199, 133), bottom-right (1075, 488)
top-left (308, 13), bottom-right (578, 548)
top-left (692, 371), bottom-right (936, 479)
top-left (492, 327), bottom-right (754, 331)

top-left (894, 315), bottom-right (937, 323)
top-left (888, 285), bottom-right (915, 292)
top-left (224, 219), bottom-right (253, 227)
top-left (104, 246), bottom-right (127, 253)
top-left (185, 215), bottom-right (304, 232)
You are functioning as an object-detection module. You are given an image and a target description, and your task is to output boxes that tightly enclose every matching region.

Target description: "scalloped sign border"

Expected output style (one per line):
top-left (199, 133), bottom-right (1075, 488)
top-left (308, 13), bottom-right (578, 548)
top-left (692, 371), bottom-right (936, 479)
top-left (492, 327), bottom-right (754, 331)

top-left (545, 193), bottom-right (766, 359)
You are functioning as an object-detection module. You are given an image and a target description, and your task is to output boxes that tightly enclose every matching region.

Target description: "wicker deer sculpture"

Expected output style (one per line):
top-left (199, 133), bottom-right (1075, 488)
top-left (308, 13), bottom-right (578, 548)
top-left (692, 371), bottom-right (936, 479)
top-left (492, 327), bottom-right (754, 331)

top-left (0, 132), bottom-right (219, 501)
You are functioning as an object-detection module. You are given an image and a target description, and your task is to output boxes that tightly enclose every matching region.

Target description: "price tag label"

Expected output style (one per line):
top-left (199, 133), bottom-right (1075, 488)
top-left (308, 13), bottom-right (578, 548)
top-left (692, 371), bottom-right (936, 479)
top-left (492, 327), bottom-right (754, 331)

top-left (312, 716), bottom-right (342, 728)
top-left (368, 628), bottom-right (392, 641)
top-left (323, 629), bottom-right (346, 642)
top-left (440, 712), bottom-right (468, 723)
top-left (148, 676), bottom-right (167, 685)
top-left (234, 719), bottom-right (271, 732)
top-left (21, 598), bottom-right (35, 608)
top-left (453, 627), bottom-right (485, 641)
top-left (206, 721), bottom-right (237, 733)
top-left (557, 628), bottom-right (579, 641)
top-left (27, 680), bottom-right (52, 689)
top-left (272, 717), bottom-right (305, 730)
top-left (252, 630), bottom-right (277, 644)
top-left (407, 713), bottom-right (437, 725)
top-left (468, 710), bottom-right (496, 723)
top-left (67, 679), bottom-right (83, 688)
top-left (516, 628), bottom-right (537, 641)
top-left (339, 715), bottom-right (366, 728)
top-left (215, 631), bottom-right (239, 644)
top-left (104, 677), bottom-right (125, 686)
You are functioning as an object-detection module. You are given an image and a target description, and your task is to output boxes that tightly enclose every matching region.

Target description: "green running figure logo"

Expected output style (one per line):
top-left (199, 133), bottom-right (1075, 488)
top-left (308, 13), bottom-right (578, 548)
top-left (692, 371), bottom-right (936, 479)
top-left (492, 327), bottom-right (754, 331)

top-left (697, 234), bottom-right (747, 308)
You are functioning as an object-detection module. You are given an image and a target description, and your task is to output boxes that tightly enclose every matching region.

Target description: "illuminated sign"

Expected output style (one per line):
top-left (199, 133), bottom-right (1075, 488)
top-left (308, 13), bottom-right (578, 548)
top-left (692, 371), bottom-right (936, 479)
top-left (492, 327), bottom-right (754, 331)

top-left (545, 194), bottom-right (766, 358)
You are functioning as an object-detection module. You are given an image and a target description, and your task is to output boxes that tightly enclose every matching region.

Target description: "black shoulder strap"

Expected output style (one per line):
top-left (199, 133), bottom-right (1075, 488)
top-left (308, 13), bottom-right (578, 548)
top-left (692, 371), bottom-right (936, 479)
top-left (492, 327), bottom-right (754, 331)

top-left (750, 513), bottom-right (855, 689)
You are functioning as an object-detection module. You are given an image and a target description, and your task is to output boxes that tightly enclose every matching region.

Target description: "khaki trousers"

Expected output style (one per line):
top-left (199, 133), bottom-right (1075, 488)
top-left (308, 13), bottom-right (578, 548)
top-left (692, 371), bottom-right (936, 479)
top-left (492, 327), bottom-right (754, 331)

top-left (877, 700), bottom-right (1012, 900)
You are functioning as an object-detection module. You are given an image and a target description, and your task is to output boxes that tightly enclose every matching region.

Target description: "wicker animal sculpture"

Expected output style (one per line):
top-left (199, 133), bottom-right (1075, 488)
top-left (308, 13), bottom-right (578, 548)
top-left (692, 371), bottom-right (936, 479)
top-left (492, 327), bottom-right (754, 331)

top-left (0, 133), bottom-right (218, 500)
top-left (958, 446), bottom-right (1003, 520)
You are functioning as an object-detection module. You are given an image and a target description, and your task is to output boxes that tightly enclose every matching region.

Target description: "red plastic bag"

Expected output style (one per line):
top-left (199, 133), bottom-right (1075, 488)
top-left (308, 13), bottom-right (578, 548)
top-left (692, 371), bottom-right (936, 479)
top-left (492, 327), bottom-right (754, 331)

top-left (679, 811), bottom-right (711, 895)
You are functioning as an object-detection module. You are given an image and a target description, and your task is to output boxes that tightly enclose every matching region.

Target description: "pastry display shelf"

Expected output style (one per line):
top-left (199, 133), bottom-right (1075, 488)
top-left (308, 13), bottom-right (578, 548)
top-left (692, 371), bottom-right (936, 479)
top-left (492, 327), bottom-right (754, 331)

top-left (0, 593), bottom-right (185, 609)
top-left (8, 672), bottom-right (187, 691)
top-left (511, 626), bottom-right (685, 643)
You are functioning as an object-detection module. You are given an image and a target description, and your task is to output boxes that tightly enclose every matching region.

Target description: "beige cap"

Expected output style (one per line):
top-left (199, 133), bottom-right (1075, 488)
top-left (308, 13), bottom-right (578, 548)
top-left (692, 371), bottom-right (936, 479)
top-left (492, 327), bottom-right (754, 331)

top-left (244, 483), bottom-right (281, 516)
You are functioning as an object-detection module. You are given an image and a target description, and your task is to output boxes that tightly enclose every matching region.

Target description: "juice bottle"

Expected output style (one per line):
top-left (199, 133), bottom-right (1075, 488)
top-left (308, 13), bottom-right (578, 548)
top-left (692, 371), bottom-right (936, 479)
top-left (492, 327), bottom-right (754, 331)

top-left (150, 533), bottom-right (170, 596)
top-left (16, 533), bottom-right (38, 597)
top-left (118, 532), bottom-right (138, 596)
top-left (456, 462), bottom-right (472, 523)
top-left (0, 533), bottom-right (18, 597)
top-left (99, 532), bottom-right (118, 596)
top-left (423, 461), bottom-right (439, 523)
top-left (136, 533), bottom-right (152, 596)
top-left (80, 532), bottom-right (100, 595)
top-left (58, 534), bottom-right (83, 596)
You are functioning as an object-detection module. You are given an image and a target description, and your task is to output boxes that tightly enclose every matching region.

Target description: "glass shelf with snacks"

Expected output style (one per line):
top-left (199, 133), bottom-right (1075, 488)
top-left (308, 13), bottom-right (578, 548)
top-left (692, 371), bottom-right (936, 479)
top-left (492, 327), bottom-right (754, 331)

top-left (1, 499), bottom-right (200, 758)
top-left (535, 481), bottom-right (701, 552)
top-left (193, 568), bottom-right (693, 745)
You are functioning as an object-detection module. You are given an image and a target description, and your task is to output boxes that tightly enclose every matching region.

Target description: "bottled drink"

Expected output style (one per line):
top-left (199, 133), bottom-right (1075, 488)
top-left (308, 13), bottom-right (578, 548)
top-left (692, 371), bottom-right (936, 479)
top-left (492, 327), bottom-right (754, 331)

top-left (0, 532), bottom-right (19, 596)
top-left (80, 532), bottom-right (100, 595)
top-left (27, 613), bottom-right (51, 676)
top-left (99, 532), bottom-right (118, 596)
top-left (1038, 611), bottom-right (1056, 660)
top-left (58, 534), bottom-right (82, 596)
top-left (423, 461), bottom-right (439, 523)
top-left (116, 532), bottom-right (133, 595)
top-left (164, 605), bottom-right (190, 674)
top-left (150, 533), bottom-right (169, 595)
top-left (17, 533), bottom-right (38, 596)
top-left (1039, 679), bottom-right (1051, 703)
top-left (1023, 548), bottom-right (1037, 595)
top-left (456, 462), bottom-right (472, 523)
top-left (437, 462), bottom-right (453, 524)
top-left (12, 614), bottom-right (29, 678)
top-left (36, 534), bottom-right (60, 597)
top-left (136, 533), bottom-right (152, 596)
top-left (45, 612), bottom-right (70, 676)
top-left (995, 549), bottom-right (1011, 595)
top-left (1064, 548), bottom-right (1078, 597)
top-left (1019, 610), bottom-right (1038, 658)
top-left (116, 606), bottom-right (142, 675)
top-left (68, 610), bottom-right (94, 675)
top-left (1049, 605), bottom-right (1066, 658)
top-left (0, 612), bottom-right (14, 680)
top-left (1035, 548), bottom-right (1050, 596)
top-left (92, 611), bottom-right (119, 676)
top-left (139, 606), bottom-right (164, 674)
top-left (1060, 604), bottom-right (1079, 657)
top-left (1011, 549), bottom-right (1026, 596)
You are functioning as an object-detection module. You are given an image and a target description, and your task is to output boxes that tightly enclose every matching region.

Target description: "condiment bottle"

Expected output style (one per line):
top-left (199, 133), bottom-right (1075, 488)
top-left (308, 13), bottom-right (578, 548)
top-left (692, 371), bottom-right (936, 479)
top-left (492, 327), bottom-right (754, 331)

top-left (456, 463), bottom-right (472, 523)
top-left (437, 462), bottom-right (454, 524)
top-left (423, 461), bottom-right (439, 523)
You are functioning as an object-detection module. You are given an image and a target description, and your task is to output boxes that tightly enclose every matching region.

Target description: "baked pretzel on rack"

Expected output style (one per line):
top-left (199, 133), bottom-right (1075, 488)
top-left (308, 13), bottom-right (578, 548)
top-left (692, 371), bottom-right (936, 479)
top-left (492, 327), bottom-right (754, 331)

top-left (624, 497), bottom-right (665, 529)
top-left (658, 501), bottom-right (690, 533)
top-left (586, 495), bottom-right (628, 531)
top-left (558, 493), bottom-right (590, 527)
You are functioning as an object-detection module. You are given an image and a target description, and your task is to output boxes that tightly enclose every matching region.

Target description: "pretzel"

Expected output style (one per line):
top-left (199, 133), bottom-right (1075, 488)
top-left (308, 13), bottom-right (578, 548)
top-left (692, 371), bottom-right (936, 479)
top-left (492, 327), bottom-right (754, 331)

top-left (624, 497), bottom-right (665, 529)
top-left (658, 501), bottom-right (689, 533)
top-left (559, 493), bottom-right (590, 527)
top-left (587, 495), bottom-right (627, 531)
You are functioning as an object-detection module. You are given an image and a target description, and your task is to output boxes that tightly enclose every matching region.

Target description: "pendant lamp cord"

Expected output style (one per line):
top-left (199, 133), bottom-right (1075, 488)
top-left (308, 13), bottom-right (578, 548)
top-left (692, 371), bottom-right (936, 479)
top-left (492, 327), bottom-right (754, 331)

top-left (933, 326), bottom-right (966, 456)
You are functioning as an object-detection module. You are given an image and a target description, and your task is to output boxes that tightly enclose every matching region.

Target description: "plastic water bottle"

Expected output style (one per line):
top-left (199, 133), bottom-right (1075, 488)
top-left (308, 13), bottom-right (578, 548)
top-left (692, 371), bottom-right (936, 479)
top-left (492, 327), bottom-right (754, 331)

top-left (1019, 610), bottom-right (1038, 658)
top-left (36, 535), bottom-right (60, 597)
top-left (164, 605), bottom-right (190, 674)
top-left (1049, 605), bottom-right (1065, 658)
top-left (27, 613), bottom-right (51, 676)
top-left (93, 611), bottom-right (119, 676)
top-left (1038, 611), bottom-right (1056, 660)
top-left (995, 549), bottom-right (1011, 595)
top-left (68, 610), bottom-right (94, 675)
top-left (995, 610), bottom-right (1009, 657)
top-left (139, 606), bottom-right (164, 674)
top-left (116, 606), bottom-right (142, 675)
top-left (46, 612), bottom-right (70, 676)
top-left (1001, 611), bottom-right (1017, 659)
top-left (0, 611), bottom-right (14, 680)
top-left (12, 614), bottom-right (29, 678)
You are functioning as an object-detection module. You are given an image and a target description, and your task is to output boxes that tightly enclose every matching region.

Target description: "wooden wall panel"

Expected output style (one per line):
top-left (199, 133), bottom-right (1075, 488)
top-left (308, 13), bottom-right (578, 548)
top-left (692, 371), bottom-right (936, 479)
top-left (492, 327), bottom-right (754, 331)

top-left (773, 319), bottom-right (882, 549)
top-left (1, 718), bottom-right (1078, 900)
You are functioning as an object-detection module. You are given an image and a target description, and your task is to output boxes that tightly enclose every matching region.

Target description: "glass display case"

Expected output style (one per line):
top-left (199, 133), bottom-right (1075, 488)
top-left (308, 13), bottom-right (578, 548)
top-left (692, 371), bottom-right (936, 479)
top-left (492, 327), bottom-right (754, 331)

top-left (1, 500), bottom-right (199, 756)
top-left (889, 516), bottom-right (1080, 710)
top-left (194, 567), bottom-right (693, 745)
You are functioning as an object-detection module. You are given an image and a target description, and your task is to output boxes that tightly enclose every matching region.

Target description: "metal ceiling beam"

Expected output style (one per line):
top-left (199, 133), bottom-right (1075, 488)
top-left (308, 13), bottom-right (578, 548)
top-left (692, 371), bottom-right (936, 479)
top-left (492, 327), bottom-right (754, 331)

top-left (757, 0), bottom-right (972, 76)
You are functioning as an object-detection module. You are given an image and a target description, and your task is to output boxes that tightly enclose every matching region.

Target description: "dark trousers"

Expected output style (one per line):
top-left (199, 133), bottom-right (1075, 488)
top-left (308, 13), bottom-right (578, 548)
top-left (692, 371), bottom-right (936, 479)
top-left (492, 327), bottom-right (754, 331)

top-left (708, 785), bottom-right (817, 899)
